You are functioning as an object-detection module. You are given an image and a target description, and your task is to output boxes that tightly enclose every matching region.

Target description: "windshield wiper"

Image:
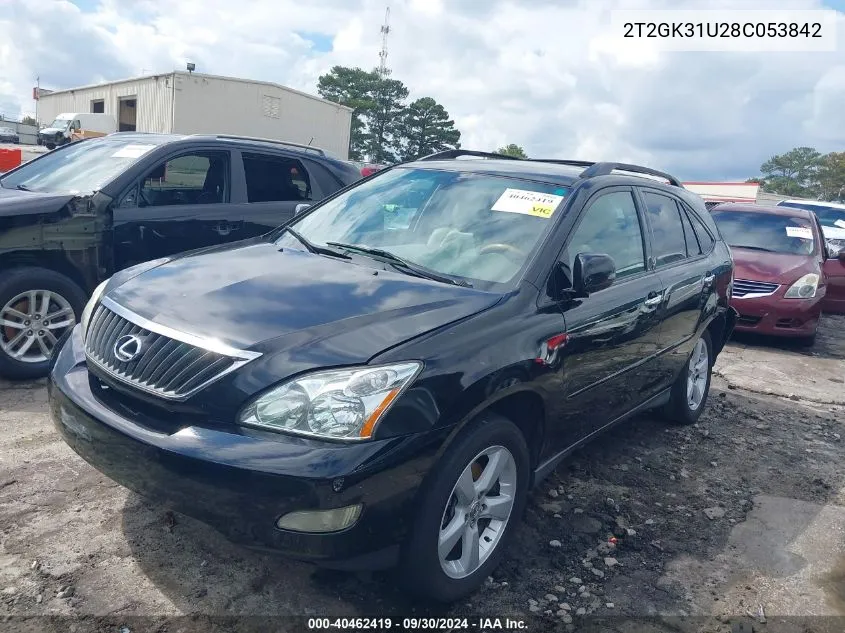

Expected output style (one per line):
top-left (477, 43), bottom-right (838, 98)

top-left (731, 245), bottom-right (777, 253)
top-left (327, 242), bottom-right (472, 287)
top-left (281, 226), bottom-right (350, 259)
top-left (15, 184), bottom-right (31, 191)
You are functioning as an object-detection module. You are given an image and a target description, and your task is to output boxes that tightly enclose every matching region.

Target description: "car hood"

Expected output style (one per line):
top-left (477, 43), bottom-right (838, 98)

top-left (731, 247), bottom-right (819, 284)
top-left (0, 185), bottom-right (80, 217)
top-left (106, 240), bottom-right (503, 361)
top-left (39, 127), bottom-right (63, 135)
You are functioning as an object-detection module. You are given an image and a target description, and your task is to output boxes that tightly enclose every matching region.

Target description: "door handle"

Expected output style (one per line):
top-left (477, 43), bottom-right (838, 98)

top-left (643, 294), bottom-right (663, 307)
top-left (703, 273), bottom-right (715, 285)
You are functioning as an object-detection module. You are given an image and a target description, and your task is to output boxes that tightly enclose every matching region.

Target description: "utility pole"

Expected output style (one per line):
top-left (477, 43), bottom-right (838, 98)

top-left (34, 76), bottom-right (39, 125)
top-left (378, 6), bottom-right (391, 77)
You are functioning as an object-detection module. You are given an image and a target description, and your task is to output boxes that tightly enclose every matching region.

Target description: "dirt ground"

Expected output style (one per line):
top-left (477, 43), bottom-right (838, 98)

top-left (1, 315), bottom-right (844, 633)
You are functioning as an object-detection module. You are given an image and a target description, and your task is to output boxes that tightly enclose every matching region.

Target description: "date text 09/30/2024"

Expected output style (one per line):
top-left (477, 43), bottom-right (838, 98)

top-left (307, 617), bottom-right (529, 630)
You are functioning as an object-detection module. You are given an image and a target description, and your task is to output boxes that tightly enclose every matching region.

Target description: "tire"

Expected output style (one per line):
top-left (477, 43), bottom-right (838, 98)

top-left (0, 268), bottom-right (87, 380)
top-left (798, 334), bottom-right (816, 347)
top-left (45, 143), bottom-right (55, 150)
top-left (662, 330), bottom-right (713, 426)
top-left (399, 413), bottom-right (530, 602)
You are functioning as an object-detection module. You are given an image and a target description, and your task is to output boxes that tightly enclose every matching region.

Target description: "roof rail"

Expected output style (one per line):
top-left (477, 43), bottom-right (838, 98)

top-left (528, 159), bottom-right (596, 168)
top-left (579, 162), bottom-right (683, 188)
top-left (208, 134), bottom-right (326, 156)
top-left (418, 149), bottom-right (521, 161)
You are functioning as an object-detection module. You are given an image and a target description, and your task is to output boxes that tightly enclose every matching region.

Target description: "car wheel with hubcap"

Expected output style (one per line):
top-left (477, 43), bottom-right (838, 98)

top-left (399, 413), bottom-right (529, 602)
top-left (0, 268), bottom-right (86, 379)
top-left (663, 330), bottom-right (713, 425)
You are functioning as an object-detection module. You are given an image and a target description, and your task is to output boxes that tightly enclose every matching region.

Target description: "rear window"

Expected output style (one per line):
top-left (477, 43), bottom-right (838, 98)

top-left (712, 210), bottom-right (817, 256)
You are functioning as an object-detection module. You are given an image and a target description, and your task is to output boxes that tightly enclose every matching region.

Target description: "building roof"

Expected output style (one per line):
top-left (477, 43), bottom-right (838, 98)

top-left (36, 71), bottom-right (353, 112)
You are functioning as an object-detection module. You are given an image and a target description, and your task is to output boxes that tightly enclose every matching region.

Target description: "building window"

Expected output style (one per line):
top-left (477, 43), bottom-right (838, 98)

top-left (91, 99), bottom-right (104, 113)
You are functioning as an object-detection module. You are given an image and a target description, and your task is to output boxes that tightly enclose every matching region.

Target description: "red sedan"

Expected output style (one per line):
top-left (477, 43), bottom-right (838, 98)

top-left (711, 203), bottom-right (844, 344)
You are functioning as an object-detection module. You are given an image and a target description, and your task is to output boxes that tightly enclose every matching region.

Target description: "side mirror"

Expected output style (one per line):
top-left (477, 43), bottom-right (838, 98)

top-left (295, 203), bottom-right (311, 215)
top-left (573, 253), bottom-right (616, 295)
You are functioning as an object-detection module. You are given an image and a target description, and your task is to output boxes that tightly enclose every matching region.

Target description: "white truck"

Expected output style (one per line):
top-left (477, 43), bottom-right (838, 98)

top-left (37, 113), bottom-right (117, 149)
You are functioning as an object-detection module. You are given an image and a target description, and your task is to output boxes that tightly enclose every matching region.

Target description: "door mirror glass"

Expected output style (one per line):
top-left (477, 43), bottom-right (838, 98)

top-left (574, 253), bottom-right (616, 295)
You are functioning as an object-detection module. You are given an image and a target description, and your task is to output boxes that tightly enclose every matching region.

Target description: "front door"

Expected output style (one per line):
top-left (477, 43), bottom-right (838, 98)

top-left (553, 188), bottom-right (665, 444)
top-left (823, 254), bottom-right (845, 314)
top-left (112, 150), bottom-right (237, 270)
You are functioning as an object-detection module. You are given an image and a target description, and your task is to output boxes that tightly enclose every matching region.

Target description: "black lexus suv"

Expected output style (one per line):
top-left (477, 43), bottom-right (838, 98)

top-left (49, 150), bottom-right (736, 602)
top-left (0, 133), bottom-right (361, 378)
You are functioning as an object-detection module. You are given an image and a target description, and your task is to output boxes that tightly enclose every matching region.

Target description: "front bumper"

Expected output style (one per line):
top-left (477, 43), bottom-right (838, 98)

top-left (49, 326), bottom-right (437, 569)
top-left (730, 292), bottom-right (823, 337)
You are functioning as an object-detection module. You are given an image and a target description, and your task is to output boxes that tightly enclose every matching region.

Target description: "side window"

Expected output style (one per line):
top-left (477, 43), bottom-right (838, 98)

top-left (139, 152), bottom-right (228, 207)
top-left (567, 191), bottom-right (646, 280)
top-left (643, 191), bottom-right (687, 267)
top-left (71, 120), bottom-right (81, 131)
top-left (243, 153), bottom-right (316, 203)
top-left (679, 204), bottom-right (701, 257)
top-left (687, 208), bottom-right (715, 252)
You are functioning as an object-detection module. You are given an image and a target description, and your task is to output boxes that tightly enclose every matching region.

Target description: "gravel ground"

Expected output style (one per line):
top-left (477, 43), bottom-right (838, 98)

top-left (1, 315), bottom-right (844, 633)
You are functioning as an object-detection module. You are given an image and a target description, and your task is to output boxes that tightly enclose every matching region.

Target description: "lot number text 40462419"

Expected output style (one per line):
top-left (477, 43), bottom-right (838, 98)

top-left (306, 617), bottom-right (528, 630)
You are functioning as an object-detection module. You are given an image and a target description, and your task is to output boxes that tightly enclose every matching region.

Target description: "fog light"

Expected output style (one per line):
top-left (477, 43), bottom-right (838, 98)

top-left (276, 504), bottom-right (362, 533)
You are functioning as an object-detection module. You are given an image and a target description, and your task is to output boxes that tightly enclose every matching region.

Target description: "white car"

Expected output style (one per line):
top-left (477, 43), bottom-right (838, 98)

top-left (777, 199), bottom-right (845, 254)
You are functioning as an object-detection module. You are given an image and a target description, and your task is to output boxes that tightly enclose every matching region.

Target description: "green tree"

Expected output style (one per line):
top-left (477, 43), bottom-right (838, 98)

top-left (496, 144), bottom-right (528, 159)
top-left (20, 115), bottom-right (37, 126)
top-left (818, 152), bottom-right (845, 201)
top-left (317, 66), bottom-right (379, 161)
top-left (366, 76), bottom-right (409, 164)
top-left (760, 147), bottom-right (823, 197)
top-left (397, 97), bottom-right (461, 160)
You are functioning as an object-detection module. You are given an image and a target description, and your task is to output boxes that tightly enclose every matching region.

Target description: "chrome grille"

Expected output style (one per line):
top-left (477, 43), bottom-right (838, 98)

top-left (732, 279), bottom-right (779, 298)
top-left (84, 300), bottom-right (258, 400)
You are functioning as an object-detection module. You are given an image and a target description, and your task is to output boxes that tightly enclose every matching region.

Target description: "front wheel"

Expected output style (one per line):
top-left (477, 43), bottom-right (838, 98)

top-left (0, 268), bottom-right (86, 379)
top-left (663, 331), bottom-right (713, 425)
top-left (399, 413), bottom-right (529, 602)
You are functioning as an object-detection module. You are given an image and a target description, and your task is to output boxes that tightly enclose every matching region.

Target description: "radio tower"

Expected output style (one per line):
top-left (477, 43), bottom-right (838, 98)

top-left (378, 7), bottom-right (391, 77)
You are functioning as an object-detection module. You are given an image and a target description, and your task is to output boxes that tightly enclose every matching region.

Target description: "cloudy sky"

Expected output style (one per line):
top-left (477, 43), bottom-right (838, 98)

top-left (0, 0), bottom-right (843, 180)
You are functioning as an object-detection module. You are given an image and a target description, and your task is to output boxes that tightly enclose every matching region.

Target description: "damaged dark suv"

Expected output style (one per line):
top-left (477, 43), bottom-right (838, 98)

top-left (0, 133), bottom-right (360, 378)
top-left (49, 150), bottom-right (736, 601)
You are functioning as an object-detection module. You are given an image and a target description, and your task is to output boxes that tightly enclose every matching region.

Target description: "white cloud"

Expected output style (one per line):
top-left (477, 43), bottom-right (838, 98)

top-left (0, 0), bottom-right (843, 179)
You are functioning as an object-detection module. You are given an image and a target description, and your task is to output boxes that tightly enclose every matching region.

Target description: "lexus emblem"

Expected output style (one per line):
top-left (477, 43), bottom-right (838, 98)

top-left (113, 334), bottom-right (144, 362)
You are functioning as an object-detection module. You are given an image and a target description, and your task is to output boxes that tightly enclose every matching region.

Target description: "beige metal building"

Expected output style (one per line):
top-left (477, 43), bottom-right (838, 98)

top-left (35, 72), bottom-right (353, 159)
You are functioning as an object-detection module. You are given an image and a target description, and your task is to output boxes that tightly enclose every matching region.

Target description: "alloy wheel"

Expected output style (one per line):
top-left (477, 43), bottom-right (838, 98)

top-left (438, 445), bottom-right (517, 579)
top-left (686, 337), bottom-right (709, 411)
top-left (0, 290), bottom-right (76, 363)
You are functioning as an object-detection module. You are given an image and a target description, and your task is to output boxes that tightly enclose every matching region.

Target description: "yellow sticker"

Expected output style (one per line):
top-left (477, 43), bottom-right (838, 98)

top-left (492, 188), bottom-right (564, 219)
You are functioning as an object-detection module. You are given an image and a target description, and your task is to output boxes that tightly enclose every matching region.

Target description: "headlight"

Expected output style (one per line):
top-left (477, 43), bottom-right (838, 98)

top-left (239, 361), bottom-right (422, 441)
top-left (80, 279), bottom-right (109, 340)
top-left (784, 273), bottom-right (820, 299)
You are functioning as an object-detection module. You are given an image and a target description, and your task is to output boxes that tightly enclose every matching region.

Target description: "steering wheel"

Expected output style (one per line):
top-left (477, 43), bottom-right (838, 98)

top-left (478, 243), bottom-right (527, 260)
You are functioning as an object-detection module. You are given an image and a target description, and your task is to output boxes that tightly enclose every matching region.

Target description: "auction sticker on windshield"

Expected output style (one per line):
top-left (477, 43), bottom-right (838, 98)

top-left (786, 226), bottom-right (813, 240)
top-left (112, 144), bottom-right (156, 159)
top-left (492, 188), bottom-right (564, 219)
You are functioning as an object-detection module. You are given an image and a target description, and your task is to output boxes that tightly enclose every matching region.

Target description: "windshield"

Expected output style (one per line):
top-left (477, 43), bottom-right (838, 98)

top-left (279, 167), bottom-right (570, 287)
top-left (779, 201), bottom-right (845, 229)
top-left (47, 118), bottom-right (70, 129)
top-left (0, 136), bottom-right (164, 194)
top-left (712, 210), bottom-right (817, 256)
